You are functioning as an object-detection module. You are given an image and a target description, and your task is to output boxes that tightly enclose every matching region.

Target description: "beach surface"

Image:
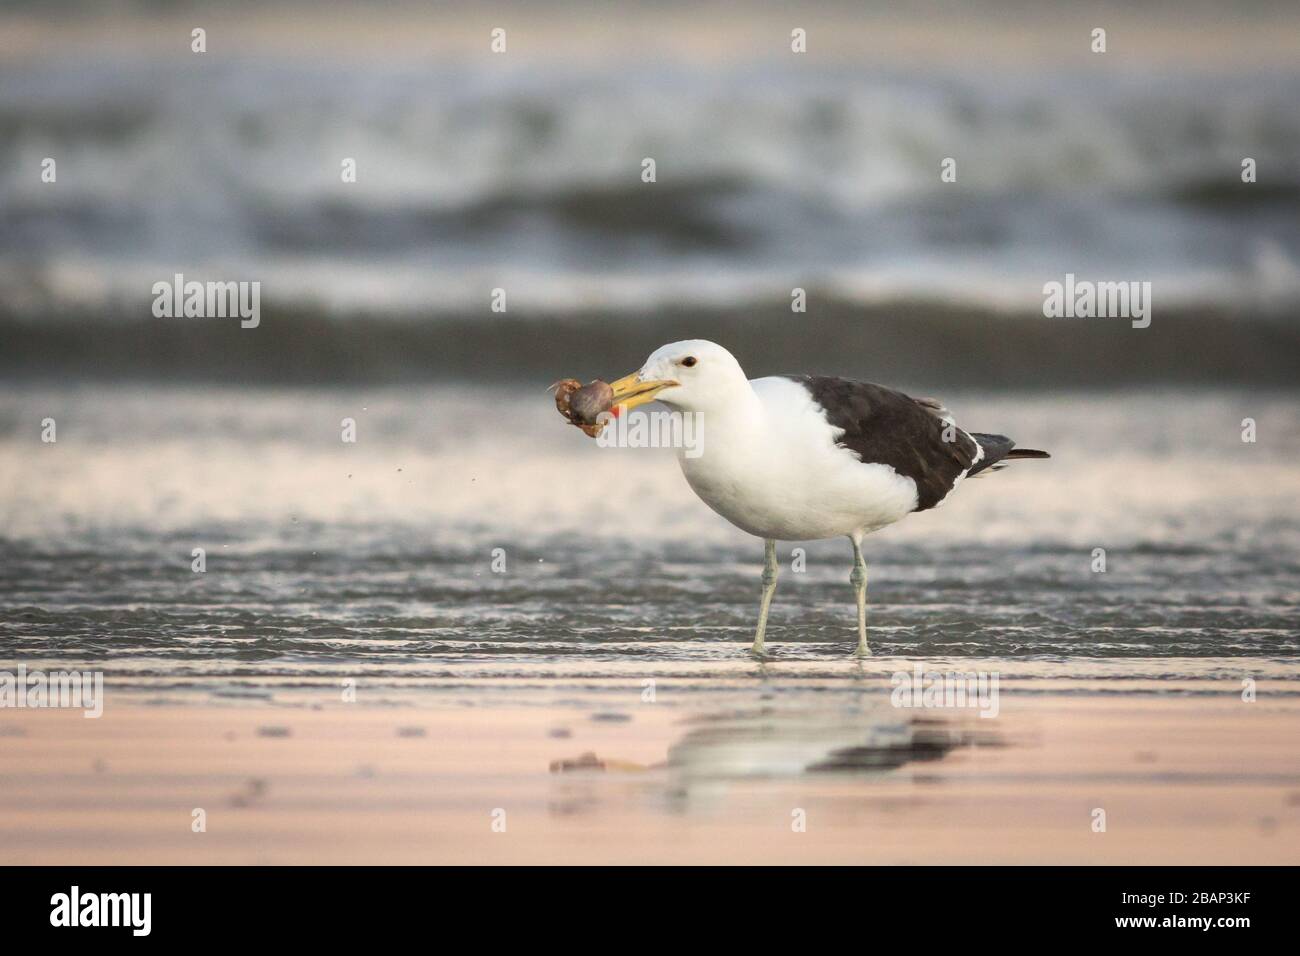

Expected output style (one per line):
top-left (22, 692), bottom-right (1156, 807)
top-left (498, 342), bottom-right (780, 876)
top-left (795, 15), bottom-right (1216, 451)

top-left (3, 683), bottom-right (1298, 865)
top-left (2, 384), bottom-right (1299, 863)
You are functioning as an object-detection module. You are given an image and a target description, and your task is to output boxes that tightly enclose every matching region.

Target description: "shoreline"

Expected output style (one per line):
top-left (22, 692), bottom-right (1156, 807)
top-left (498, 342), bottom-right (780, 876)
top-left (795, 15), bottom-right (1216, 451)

top-left (3, 299), bottom-right (1298, 389)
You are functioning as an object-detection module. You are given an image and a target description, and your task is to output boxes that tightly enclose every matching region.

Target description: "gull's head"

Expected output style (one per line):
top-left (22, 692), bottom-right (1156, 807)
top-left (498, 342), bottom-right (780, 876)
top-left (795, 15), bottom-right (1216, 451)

top-left (608, 340), bottom-right (749, 414)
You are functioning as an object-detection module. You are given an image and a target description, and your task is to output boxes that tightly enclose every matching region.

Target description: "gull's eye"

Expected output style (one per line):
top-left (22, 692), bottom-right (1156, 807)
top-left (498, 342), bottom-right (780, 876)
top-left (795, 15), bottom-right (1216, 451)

top-left (680, 356), bottom-right (697, 368)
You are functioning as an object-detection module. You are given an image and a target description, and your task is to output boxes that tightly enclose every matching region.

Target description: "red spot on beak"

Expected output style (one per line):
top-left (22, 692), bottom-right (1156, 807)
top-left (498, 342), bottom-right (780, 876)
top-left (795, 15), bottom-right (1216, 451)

top-left (611, 405), bottom-right (622, 418)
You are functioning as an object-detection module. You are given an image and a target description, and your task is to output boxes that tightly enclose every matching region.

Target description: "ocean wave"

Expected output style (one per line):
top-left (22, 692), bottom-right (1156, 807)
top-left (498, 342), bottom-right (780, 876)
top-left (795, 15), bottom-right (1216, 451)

top-left (2, 57), bottom-right (1299, 317)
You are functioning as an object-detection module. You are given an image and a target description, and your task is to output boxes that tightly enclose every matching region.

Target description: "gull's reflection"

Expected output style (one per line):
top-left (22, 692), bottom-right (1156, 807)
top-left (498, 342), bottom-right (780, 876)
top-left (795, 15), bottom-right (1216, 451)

top-left (549, 704), bottom-right (1002, 817)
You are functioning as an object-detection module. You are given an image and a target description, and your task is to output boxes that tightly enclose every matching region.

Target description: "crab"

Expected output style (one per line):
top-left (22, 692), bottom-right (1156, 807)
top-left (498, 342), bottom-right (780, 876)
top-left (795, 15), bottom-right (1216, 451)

top-left (551, 378), bottom-right (615, 438)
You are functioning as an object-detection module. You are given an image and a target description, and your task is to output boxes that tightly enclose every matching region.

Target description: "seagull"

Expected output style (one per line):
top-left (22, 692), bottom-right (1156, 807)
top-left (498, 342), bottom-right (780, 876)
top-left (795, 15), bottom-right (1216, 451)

top-left (602, 340), bottom-right (1049, 657)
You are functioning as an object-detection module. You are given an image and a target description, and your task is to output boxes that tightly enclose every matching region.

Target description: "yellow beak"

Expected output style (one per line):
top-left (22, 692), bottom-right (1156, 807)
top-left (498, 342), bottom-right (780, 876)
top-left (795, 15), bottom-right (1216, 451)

top-left (607, 372), bottom-right (679, 413)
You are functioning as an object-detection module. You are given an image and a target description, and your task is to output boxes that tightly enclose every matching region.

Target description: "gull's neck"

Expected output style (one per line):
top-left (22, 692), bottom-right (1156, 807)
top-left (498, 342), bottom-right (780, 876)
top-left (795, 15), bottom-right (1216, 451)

top-left (679, 376), bottom-right (766, 435)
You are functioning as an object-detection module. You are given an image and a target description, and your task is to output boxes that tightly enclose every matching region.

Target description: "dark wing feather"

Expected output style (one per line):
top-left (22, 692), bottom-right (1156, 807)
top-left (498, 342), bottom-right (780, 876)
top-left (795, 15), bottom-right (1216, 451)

top-left (786, 376), bottom-right (978, 511)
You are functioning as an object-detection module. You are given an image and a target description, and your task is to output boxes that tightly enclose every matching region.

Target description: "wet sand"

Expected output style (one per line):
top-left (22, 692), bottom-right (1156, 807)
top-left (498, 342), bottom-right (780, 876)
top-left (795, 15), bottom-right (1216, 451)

top-left (3, 689), bottom-right (1297, 865)
top-left (2, 388), bottom-right (1296, 865)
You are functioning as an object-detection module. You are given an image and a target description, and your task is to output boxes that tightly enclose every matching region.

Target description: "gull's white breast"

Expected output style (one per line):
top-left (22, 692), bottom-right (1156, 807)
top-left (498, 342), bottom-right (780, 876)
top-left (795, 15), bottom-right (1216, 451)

top-left (676, 376), bottom-right (919, 541)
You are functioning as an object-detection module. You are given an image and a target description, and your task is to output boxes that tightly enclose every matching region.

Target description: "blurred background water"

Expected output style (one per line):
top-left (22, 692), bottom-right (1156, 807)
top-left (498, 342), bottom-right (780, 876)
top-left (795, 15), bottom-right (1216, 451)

top-left (1, 0), bottom-right (1298, 383)
top-left (1, 1), bottom-right (1298, 704)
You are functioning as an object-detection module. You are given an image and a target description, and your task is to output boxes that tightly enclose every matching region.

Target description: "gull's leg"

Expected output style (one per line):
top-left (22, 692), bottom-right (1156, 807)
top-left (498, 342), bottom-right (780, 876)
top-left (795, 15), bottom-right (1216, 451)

top-left (850, 536), bottom-right (871, 657)
top-left (751, 539), bottom-right (779, 656)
